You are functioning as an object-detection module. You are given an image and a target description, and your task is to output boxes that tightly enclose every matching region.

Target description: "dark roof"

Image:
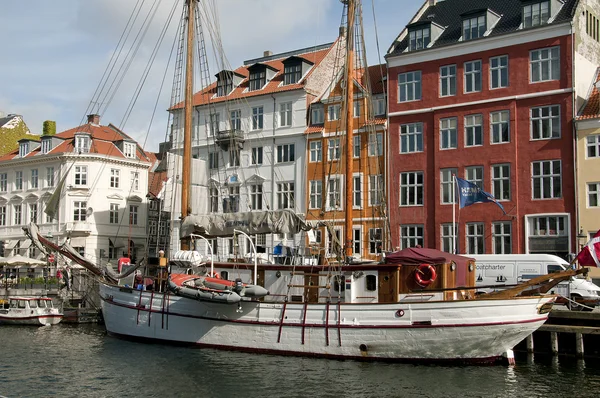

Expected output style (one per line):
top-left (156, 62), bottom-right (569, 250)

top-left (389, 0), bottom-right (579, 56)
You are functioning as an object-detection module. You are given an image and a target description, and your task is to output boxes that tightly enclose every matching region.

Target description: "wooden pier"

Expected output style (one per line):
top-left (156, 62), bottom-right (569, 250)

top-left (515, 309), bottom-right (600, 358)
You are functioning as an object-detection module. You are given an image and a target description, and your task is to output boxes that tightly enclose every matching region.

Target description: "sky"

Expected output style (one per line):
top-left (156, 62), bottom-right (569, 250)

top-left (0, 0), bottom-right (421, 153)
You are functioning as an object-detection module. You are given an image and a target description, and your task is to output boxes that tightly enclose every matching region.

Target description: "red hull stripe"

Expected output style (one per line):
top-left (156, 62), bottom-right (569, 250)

top-left (101, 297), bottom-right (547, 330)
top-left (0, 315), bottom-right (62, 321)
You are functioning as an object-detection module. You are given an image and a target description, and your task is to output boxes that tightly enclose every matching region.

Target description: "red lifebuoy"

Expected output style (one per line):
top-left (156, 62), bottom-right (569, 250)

top-left (118, 257), bottom-right (131, 273)
top-left (415, 263), bottom-right (437, 287)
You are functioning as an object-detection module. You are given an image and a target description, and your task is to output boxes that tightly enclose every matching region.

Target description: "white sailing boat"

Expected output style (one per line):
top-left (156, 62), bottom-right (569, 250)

top-left (27, 0), bottom-right (585, 363)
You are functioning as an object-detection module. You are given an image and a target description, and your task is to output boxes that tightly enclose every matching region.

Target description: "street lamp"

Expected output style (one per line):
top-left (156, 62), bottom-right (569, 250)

top-left (577, 228), bottom-right (587, 252)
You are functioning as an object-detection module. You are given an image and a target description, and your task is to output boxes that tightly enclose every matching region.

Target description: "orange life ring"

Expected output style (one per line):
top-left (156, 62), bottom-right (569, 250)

top-left (415, 263), bottom-right (437, 287)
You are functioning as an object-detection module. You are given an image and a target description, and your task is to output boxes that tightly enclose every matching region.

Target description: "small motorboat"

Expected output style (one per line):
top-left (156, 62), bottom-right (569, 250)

top-left (0, 297), bottom-right (63, 326)
top-left (168, 274), bottom-right (269, 304)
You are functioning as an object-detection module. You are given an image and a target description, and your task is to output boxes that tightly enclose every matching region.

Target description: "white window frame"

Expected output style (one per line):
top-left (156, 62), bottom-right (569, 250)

top-left (0, 173), bottom-right (6, 192)
top-left (311, 104), bottom-right (324, 124)
top-left (250, 184), bottom-right (263, 210)
top-left (252, 106), bottom-right (264, 130)
top-left (353, 135), bottom-right (361, 158)
top-left (586, 135), bottom-right (600, 158)
top-left (73, 201), bottom-right (87, 222)
top-left (74, 166), bottom-right (87, 186)
top-left (368, 133), bottom-right (383, 157)
top-left (491, 110), bottom-right (510, 144)
top-left (110, 169), bottom-right (120, 188)
top-left (109, 203), bottom-right (119, 224)
top-left (492, 222), bottom-right (512, 254)
top-left (440, 117), bottom-right (457, 150)
top-left (523, 1), bottom-right (550, 28)
top-left (440, 64), bottom-right (456, 97)
top-left (400, 225), bottom-right (424, 249)
top-left (398, 71), bottom-right (422, 102)
top-left (328, 104), bottom-right (341, 121)
top-left (279, 102), bottom-right (292, 127)
top-left (588, 182), bottom-right (600, 208)
top-left (369, 228), bottom-right (383, 254)
top-left (277, 143), bottom-right (295, 163)
top-left (309, 141), bottom-right (322, 163)
top-left (15, 171), bottom-right (23, 191)
top-left (466, 222), bottom-right (485, 254)
top-left (465, 166), bottom-right (483, 189)
top-left (531, 105), bottom-right (560, 140)
top-left (251, 146), bottom-right (263, 165)
top-left (530, 47), bottom-right (560, 83)
top-left (492, 164), bottom-right (511, 201)
top-left (400, 171), bottom-right (424, 206)
top-left (30, 169), bottom-right (38, 189)
top-left (532, 160), bottom-right (562, 199)
top-left (465, 114), bottom-right (483, 147)
top-left (441, 168), bottom-right (457, 204)
top-left (309, 180), bottom-right (322, 210)
top-left (46, 167), bottom-right (55, 188)
top-left (400, 123), bottom-right (423, 153)
top-left (408, 27), bottom-right (430, 51)
top-left (464, 60), bottom-right (482, 93)
top-left (326, 175), bottom-right (343, 211)
top-left (353, 173), bottom-right (363, 209)
top-left (490, 55), bottom-right (509, 89)
top-left (276, 182), bottom-right (295, 210)
top-left (328, 138), bottom-right (341, 160)
top-left (369, 174), bottom-right (383, 207)
top-left (462, 15), bottom-right (486, 40)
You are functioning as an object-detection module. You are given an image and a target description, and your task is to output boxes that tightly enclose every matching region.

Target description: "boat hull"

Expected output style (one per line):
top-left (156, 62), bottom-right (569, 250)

top-left (100, 283), bottom-right (552, 362)
top-left (0, 312), bottom-right (63, 326)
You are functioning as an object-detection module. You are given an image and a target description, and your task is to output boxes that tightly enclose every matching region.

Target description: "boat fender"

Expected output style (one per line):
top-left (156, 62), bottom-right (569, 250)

top-left (233, 278), bottom-right (243, 294)
top-left (415, 263), bottom-right (437, 288)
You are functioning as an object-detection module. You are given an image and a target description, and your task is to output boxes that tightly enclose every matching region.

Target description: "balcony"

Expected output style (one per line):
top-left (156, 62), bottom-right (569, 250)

top-left (63, 222), bottom-right (92, 235)
top-left (215, 129), bottom-right (245, 151)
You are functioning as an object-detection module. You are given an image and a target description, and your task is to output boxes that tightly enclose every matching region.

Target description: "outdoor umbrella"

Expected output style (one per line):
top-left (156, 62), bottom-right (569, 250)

top-left (0, 255), bottom-right (46, 267)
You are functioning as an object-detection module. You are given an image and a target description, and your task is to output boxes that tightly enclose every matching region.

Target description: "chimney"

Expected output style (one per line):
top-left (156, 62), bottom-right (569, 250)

top-left (428, 0), bottom-right (437, 5)
top-left (263, 50), bottom-right (273, 57)
top-left (87, 114), bottom-right (100, 125)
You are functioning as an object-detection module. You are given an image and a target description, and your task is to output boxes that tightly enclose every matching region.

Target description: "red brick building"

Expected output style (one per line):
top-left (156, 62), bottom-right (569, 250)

top-left (385, 0), bottom-right (600, 258)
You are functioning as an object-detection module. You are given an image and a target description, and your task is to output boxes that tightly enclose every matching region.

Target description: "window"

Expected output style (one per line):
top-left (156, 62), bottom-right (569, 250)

top-left (328, 138), bottom-right (341, 160)
top-left (532, 160), bottom-right (561, 199)
top-left (588, 183), bottom-right (600, 207)
top-left (251, 147), bottom-right (263, 165)
top-left (29, 203), bottom-right (38, 223)
top-left (131, 172), bottom-right (139, 191)
top-left (224, 186), bottom-right (240, 213)
top-left (309, 180), bottom-right (322, 209)
top-left (530, 47), bottom-right (559, 82)
top-left (209, 113), bottom-right (220, 136)
top-left (368, 133), bottom-right (383, 157)
top-left (587, 135), bottom-right (600, 158)
top-left (326, 176), bottom-right (342, 210)
top-left (109, 203), bottom-right (119, 224)
top-left (440, 65), bottom-right (456, 97)
top-left (14, 204), bottom-right (22, 225)
top-left (309, 141), bottom-right (322, 162)
top-left (493, 222), bottom-right (512, 254)
top-left (277, 144), bottom-right (295, 163)
top-left (110, 169), bottom-right (120, 188)
top-left (400, 123), bottom-right (423, 153)
top-left (400, 172), bottom-right (424, 206)
top-left (492, 164), bottom-right (511, 200)
top-left (523, 1), bottom-right (549, 28)
top-left (45, 203), bottom-right (53, 223)
top-left (466, 166), bottom-right (483, 189)
top-left (464, 60), bottom-right (482, 93)
top-left (46, 167), bottom-right (55, 188)
top-left (490, 55), bottom-right (508, 89)
top-left (74, 201), bottom-right (86, 221)
top-left (463, 15), bottom-right (486, 40)
top-left (530, 215), bottom-right (567, 236)
top-left (230, 110), bottom-right (241, 130)
top-left (210, 187), bottom-right (219, 212)
top-left (441, 168), bottom-right (457, 204)
top-left (440, 118), bottom-right (457, 149)
top-left (15, 171), bottom-right (23, 191)
top-left (311, 104), bottom-right (324, 124)
top-left (0, 206), bottom-right (5, 226)
top-left (74, 135), bottom-right (90, 153)
top-left (328, 104), bottom-right (341, 121)
top-left (466, 223), bottom-right (484, 254)
top-left (252, 106), bottom-right (263, 130)
top-left (353, 227), bottom-right (362, 256)
top-left (531, 105), bottom-right (560, 140)
top-left (369, 174), bottom-right (383, 206)
top-left (491, 110), bottom-right (510, 144)
top-left (228, 148), bottom-right (240, 167)
top-left (400, 225), bottom-right (424, 249)
top-left (353, 175), bottom-right (362, 208)
top-left (441, 224), bottom-right (457, 253)
top-left (277, 182), bottom-right (295, 209)
top-left (208, 152), bottom-right (219, 170)
top-left (128, 205), bottom-right (138, 225)
top-left (365, 275), bottom-right (377, 291)
top-left (284, 62), bottom-right (302, 85)
top-left (249, 68), bottom-right (266, 91)
top-left (353, 135), bottom-right (361, 158)
top-left (216, 74), bottom-right (233, 96)
top-left (30, 169), bottom-right (38, 189)
top-left (398, 71), bottom-right (421, 102)
top-left (41, 139), bottom-right (51, 154)
top-left (408, 27), bottom-right (430, 51)
top-left (0, 173), bottom-right (6, 192)
top-left (74, 166), bottom-right (87, 186)
top-left (19, 142), bottom-right (29, 158)
top-left (369, 228), bottom-right (383, 254)
top-left (279, 102), bottom-right (292, 127)
top-left (250, 184), bottom-right (263, 210)
top-left (465, 114), bottom-right (483, 147)
top-left (123, 143), bottom-right (136, 159)
top-left (373, 96), bottom-right (386, 116)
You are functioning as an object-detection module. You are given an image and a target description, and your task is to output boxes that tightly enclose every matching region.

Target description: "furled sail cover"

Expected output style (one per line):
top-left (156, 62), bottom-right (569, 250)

top-left (181, 209), bottom-right (311, 238)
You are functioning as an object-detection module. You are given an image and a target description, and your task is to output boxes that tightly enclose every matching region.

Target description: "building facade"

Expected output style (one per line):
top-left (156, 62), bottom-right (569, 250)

top-left (386, 0), bottom-right (600, 258)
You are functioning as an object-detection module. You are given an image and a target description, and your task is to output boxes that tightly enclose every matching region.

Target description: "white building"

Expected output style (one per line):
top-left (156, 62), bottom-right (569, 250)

top-left (0, 114), bottom-right (153, 265)
top-left (168, 41), bottom-right (343, 261)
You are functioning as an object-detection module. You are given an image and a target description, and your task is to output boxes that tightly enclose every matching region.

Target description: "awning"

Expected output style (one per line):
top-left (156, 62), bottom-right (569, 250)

top-left (4, 240), bottom-right (18, 250)
top-left (69, 237), bottom-right (87, 247)
top-left (20, 239), bottom-right (32, 249)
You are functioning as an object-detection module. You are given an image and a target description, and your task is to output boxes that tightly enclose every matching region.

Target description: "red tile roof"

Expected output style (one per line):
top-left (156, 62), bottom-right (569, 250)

top-left (577, 68), bottom-right (600, 121)
top-left (148, 170), bottom-right (168, 198)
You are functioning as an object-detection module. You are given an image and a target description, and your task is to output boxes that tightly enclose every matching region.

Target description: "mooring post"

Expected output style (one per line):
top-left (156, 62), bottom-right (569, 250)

top-left (550, 332), bottom-right (559, 355)
top-left (575, 333), bottom-right (584, 359)
top-left (526, 334), bottom-right (534, 353)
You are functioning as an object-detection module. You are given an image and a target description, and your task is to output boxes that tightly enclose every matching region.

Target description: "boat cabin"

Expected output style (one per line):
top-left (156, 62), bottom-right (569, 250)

top-left (1, 297), bottom-right (55, 310)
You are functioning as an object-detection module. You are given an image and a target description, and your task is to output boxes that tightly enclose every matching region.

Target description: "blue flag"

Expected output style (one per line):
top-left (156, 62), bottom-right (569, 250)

top-left (455, 177), bottom-right (506, 214)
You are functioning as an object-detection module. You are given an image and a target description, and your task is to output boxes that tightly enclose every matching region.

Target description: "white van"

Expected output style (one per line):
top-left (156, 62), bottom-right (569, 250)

top-left (471, 254), bottom-right (600, 311)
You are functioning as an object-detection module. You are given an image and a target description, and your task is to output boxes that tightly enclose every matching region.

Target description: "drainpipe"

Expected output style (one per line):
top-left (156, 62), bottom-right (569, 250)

top-left (271, 94), bottom-right (277, 254)
top-left (571, 19), bottom-right (578, 256)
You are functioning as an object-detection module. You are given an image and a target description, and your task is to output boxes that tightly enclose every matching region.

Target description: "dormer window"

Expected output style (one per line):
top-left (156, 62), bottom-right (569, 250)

top-left (19, 142), bottom-right (29, 158)
top-left (249, 68), bottom-right (266, 91)
top-left (74, 134), bottom-right (90, 154)
top-left (284, 62), bottom-right (302, 85)
top-left (41, 138), bottom-right (51, 154)
top-left (463, 15), bottom-right (486, 40)
top-left (408, 26), bottom-right (430, 51)
top-left (523, 1), bottom-right (550, 28)
top-left (217, 73), bottom-right (233, 97)
top-left (123, 142), bottom-right (136, 159)
top-left (311, 104), bottom-right (324, 124)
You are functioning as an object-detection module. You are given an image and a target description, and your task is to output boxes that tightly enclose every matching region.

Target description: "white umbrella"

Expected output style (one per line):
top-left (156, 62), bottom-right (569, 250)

top-left (0, 254), bottom-right (46, 267)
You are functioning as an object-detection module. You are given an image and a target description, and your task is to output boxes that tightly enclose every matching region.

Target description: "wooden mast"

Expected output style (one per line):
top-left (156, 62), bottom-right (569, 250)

top-left (181, 0), bottom-right (195, 249)
top-left (344, 0), bottom-right (356, 261)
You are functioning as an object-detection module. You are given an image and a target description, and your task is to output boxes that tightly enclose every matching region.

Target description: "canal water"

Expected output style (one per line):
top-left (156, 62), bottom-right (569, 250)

top-left (1, 324), bottom-right (599, 398)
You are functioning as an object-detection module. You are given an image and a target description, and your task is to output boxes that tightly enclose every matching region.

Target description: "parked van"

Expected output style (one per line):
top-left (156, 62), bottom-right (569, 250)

top-left (471, 254), bottom-right (600, 311)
